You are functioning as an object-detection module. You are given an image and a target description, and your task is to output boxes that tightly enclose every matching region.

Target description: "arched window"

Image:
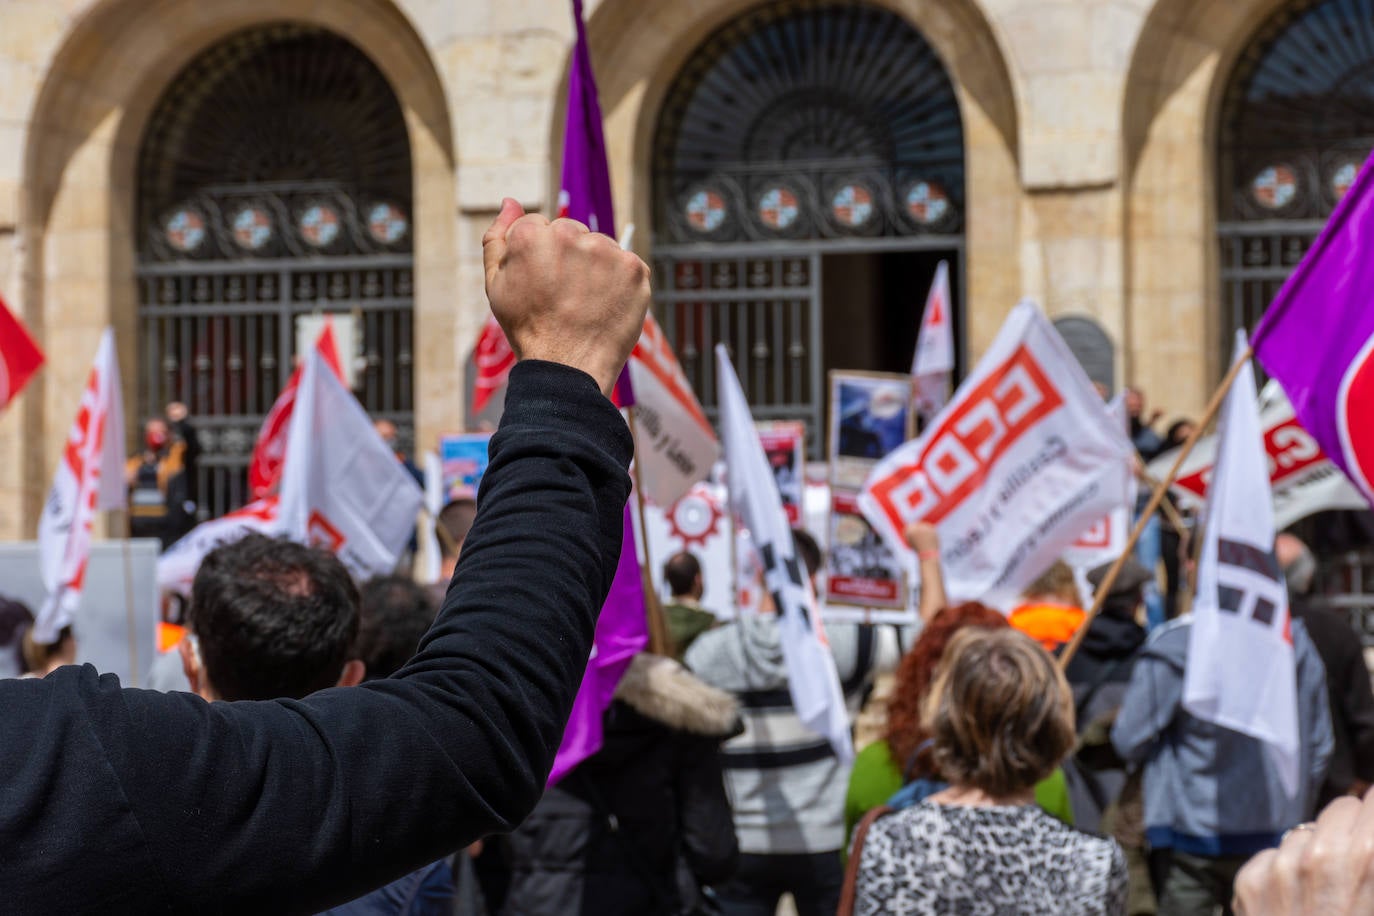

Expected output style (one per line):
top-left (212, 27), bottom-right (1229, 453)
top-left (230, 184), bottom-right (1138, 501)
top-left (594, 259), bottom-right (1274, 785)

top-left (1218, 0), bottom-right (1374, 354)
top-left (136, 25), bottom-right (414, 518)
top-left (652, 0), bottom-right (964, 450)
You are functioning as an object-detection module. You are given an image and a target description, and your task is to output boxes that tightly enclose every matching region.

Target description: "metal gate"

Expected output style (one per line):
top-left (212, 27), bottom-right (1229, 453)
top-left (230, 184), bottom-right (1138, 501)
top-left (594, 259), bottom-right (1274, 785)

top-left (135, 26), bottom-right (414, 520)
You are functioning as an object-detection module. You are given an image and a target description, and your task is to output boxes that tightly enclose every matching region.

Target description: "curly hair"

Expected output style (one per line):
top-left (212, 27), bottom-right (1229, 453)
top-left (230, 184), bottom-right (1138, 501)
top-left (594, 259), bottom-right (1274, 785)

top-left (885, 602), bottom-right (1008, 779)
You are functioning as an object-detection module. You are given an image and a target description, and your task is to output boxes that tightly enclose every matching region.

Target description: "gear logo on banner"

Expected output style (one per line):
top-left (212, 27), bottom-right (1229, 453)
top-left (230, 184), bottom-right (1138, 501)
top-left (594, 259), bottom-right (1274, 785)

top-left (666, 490), bottom-right (724, 550)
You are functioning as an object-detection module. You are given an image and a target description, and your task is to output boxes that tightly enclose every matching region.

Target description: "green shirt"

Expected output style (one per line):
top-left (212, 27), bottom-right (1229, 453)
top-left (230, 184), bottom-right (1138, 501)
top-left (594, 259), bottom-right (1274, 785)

top-left (663, 601), bottom-right (716, 661)
top-left (843, 738), bottom-right (1075, 847)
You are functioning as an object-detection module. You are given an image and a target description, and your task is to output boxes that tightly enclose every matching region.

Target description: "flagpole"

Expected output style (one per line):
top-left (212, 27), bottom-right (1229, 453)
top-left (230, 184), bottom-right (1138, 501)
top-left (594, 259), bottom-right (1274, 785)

top-left (1060, 347), bottom-right (1252, 670)
top-left (625, 406), bottom-right (671, 656)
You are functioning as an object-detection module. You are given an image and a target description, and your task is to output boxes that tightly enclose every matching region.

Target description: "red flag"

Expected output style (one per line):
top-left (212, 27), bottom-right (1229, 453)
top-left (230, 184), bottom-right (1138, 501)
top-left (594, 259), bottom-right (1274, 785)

top-left (248, 321), bottom-right (345, 498)
top-left (0, 294), bottom-right (44, 411)
top-left (472, 316), bottom-right (515, 415)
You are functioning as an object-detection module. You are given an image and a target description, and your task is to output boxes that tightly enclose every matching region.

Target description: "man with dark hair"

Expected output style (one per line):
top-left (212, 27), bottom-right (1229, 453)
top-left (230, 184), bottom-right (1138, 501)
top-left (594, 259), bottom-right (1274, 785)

top-left (1278, 532), bottom-right (1374, 806)
top-left (0, 197), bottom-right (650, 912)
top-left (663, 551), bottom-right (716, 660)
top-left (685, 527), bottom-right (898, 916)
top-left (433, 497), bottom-right (479, 593)
top-left (354, 576), bottom-right (438, 684)
top-left (179, 533), bottom-right (365, 701)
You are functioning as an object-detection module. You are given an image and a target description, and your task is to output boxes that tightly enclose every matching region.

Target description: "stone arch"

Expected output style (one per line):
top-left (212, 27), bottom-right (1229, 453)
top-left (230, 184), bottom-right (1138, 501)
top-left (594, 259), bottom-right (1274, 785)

top-left (578, 0), bottom-right (1021, 356)
top-left (1119, 0), bottom-right (1293, 415)
top-left (18, 0), bottom-right (455, 530)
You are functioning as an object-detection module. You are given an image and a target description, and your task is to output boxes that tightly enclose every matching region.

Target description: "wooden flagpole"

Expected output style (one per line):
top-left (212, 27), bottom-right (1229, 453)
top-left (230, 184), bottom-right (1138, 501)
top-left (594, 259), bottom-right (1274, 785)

top-left (625, 406), bottom-right (671, 656)
top-left (1059, 347), bottom-right (1252, 670)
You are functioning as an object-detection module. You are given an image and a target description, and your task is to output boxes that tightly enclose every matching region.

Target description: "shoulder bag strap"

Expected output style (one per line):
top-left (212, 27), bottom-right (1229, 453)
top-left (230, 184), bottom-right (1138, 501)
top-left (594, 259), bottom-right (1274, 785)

top-left (838, 805), bottom-right (892, 916)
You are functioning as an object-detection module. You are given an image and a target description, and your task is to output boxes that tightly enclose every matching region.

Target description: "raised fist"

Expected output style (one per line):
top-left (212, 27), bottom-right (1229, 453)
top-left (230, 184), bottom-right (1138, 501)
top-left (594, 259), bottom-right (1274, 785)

top-left (482, 199), bottom-right (650, 397)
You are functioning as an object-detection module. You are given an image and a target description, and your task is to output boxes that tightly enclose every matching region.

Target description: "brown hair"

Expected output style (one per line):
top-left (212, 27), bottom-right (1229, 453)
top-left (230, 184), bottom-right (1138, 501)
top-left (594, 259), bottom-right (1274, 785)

top-left (922, 627), bottom-right (1076, 797)
top-left (885, 602), bottom-right (1008, 777)
top-left (1021, 560), bottom-right (1079, 605)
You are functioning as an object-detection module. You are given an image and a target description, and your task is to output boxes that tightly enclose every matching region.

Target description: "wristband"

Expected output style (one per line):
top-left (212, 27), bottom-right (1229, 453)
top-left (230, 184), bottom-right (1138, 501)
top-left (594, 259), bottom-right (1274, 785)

top-left (917, 550), bottom-right (940, 561)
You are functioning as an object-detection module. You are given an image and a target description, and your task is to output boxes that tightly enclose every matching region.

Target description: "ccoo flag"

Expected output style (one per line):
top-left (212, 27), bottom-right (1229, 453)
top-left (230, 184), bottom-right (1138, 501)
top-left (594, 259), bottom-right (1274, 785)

top-left (911, 260), bottom-right (955, 422)
top-left (1184, 333), bottom-right (1299, 797)
top-left (1252, 154), bottom-right (1374, 504)
top-left (36, 328), bottom-right (127, 644)
top-left (248, 320), bottom-right (345, 498)
top-left (278, 346), bottom-right (423, 580)
top-left (717, 343), bottom-right (853, 761)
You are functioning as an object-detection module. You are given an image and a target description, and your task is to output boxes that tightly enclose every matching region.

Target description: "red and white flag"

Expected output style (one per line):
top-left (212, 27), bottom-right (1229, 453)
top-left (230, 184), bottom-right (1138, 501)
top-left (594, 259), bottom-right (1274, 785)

top-left (248, 321), bottom-right (345, 498)
top-left (36, 328), bottom-right (127, 643)
top-left (717, 343), bottom-right (853, 762)
top-left (278, 345), bottom-right (424, 579)
top-left (0, 294), bottom-right (44, 412)
top-left (156, 497), bottom-right (282, 597)
top-left (1184, 333), bottom-right (1299, 796)
top-left (911, 260), bottom-right (955, 422)
top-left (1064, 394), bottom-right (1137, 571)
top-left (471, 316), bottom-right (515, 417)
top-left (860, 302), bottom-right (1135, 601)
top-left (627, 313), bottom-right (718, 506)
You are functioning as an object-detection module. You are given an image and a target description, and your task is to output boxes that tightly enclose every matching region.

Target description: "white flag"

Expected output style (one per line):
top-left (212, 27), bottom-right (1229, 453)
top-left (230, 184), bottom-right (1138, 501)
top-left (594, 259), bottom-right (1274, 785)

top-left (36, 328), bottom-right (127, 643)
top-left (419, 451), bottom-right (445, 585)
top-left (1063, 394), bottom-right (1138, 571)
top-left (278, 346), bottom-right (424, 579)
top-left (1184, 334), bottom-right (1299, 797)
top-left (1148, 386), bottom-right (1369, 530)
top-left (716, 344), bottom-right (853, 762)
top-left (157, 498), bottom-right (282, 598)
top-left (911, 260), bottom-right (955, 421)
top-left (627, 314), bottom-right (719, 506)
top-left (861, 302), bottom-right (1135, 601)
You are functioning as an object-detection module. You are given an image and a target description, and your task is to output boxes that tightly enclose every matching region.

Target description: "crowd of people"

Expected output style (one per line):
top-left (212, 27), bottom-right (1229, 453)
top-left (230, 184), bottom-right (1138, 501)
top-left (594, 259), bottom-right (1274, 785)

top-left (5, 201), bottom-right (1374, 916)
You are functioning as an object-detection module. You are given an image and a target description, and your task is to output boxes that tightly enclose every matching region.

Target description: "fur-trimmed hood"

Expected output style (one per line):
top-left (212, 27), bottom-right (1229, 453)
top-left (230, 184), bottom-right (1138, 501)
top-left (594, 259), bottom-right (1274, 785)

top-left (612, 652), bottom-right (740, 738)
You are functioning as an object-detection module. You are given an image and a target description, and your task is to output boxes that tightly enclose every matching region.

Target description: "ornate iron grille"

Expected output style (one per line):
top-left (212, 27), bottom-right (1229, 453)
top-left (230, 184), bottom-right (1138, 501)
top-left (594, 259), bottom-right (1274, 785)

top-left (1218, 0), bottom-right (1374, 357)
top-left (136, 26), bottom-right (414, 520)
top-left (651, 1), bottom-right (965, 451)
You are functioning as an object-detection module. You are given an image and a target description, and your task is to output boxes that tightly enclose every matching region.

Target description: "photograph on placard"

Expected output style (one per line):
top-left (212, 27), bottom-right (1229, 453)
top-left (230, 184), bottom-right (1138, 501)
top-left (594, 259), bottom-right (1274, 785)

top-left (757, 420), bottom-right (806, 525)
top-left (439, 433), bottom-right (492, 500)
top-left (828, 370), bottom-right (912, 489)
top-left (826, 489), bottom-right (908, 610)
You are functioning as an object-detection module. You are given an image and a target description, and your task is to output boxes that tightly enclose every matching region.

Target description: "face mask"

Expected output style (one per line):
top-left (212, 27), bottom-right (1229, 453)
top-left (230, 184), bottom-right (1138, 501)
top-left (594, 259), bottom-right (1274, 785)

top-left (146, 430), bottom-right (169, 451)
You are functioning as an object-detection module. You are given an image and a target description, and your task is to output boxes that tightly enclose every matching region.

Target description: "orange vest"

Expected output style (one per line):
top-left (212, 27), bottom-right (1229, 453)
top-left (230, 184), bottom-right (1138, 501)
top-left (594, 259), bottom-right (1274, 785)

top-left (1008, 602), bottom-right (1086, 653)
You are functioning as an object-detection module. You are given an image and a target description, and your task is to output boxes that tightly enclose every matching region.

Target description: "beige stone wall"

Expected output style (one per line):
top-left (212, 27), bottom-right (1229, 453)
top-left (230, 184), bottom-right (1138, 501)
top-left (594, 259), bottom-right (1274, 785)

top-left (0, 0), bottom-right (1316, 539)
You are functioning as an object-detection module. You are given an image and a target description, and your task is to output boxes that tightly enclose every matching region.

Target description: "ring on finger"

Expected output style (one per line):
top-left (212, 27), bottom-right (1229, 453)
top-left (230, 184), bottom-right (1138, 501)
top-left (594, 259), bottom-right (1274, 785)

top-left (1280, 822), bottom-right (1316, 844)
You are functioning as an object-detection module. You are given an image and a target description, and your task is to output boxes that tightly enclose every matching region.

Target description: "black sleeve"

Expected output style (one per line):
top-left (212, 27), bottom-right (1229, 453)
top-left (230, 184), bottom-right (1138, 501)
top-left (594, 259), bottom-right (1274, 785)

top-left (0, 361), bottom-right (632, 915)
top-left (676, 736), bottom-right (739, 886)
top-left (1341, 637), bottom-right (1374, 785)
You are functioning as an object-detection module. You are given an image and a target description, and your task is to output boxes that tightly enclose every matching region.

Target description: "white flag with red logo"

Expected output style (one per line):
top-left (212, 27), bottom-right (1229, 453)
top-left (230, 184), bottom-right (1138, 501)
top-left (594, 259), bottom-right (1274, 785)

top-left (248, 321), bottom-right (345, 498)
top-left (472, 316), bottom-right (515, 417)
top-left (1064, 394), bottom-right (1137, 571)
top-left (36, 328), bottom-right (127, 643)
top-left (627, 313), bottom-right (718, 506)
top-left (717, 344), bottom-right (852, 762)
top-left (1184, 334), bottom-right (1299, 797)
top-left (278, 345), bottom-right (423, 579)
top-left (860, 302), bottom-right (1134, 600)
top-left (911, 260), bottom-right (955, 421)
top-left (1147, 385), bottom-right (1368, 530)
top-left (156, 497), bottom-right (282, 597)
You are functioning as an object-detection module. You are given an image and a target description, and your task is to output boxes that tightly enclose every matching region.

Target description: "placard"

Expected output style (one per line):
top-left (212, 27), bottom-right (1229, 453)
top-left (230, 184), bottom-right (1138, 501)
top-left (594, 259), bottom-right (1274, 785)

top-left (829, 371), bottom-right (912, 489)
top-left (826, 489), bottom-right (908, 609)
top-left (758, 421), bottom-right (806, 525)
top-left (439, 433), bottom-right (492, 501)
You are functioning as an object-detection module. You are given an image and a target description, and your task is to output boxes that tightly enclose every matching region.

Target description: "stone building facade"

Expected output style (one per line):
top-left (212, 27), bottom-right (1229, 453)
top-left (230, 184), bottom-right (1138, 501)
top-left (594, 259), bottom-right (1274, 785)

top-left (0, 0), bottom-right (1357, 536)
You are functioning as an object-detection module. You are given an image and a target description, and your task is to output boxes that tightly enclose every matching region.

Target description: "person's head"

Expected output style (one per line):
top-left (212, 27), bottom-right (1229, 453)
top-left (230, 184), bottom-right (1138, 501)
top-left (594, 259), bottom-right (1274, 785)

top-left (1165, 418), bottom-right (1196, 449)
top-left (1276, 533), bottom-right (1316, 600)
top-left (1021, 560), bottom-right (1080, 606)
top-left (182, 533), bottom-right (363, 702)
top-left (923, 627), bottom-right (1076, 798)
top-left (1123, 387), bottom-right (1144, 418)
top-left (373, 419), bottom-right (398, 451)
top-left (664, 551), bottom-right (704, 601)
top-left (144, 417), bottom-right (170, 454)
top-left (886, 602), bottom-right (1008, 776)
top-left (354, 576), bottom-right (437, 681)
top-left (792, 528), bottom-right (822, 585)
top-left (436, 498), bottom-right (478, 580)
top-left (23, 625), bottom-right (76, 676)
top-left (0, 597), bottom-right (34, 679)
top-left (1087, 556), bottom-right (1152, 622)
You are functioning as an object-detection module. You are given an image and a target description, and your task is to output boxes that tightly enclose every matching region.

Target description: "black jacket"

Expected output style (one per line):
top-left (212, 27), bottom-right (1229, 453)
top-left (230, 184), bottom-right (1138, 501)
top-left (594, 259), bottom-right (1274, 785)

top-left (1291, 599), bottom-right (1374, 805)
top-left (0, 361), bottom-right (632, 914)
top-left (501, 654), bottom-right (740, 915)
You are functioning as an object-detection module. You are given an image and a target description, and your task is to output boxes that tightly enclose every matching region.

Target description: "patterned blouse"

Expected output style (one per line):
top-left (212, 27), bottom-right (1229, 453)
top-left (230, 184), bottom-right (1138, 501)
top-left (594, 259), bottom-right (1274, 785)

top-left (854, 800), bottom-right (1128, 915)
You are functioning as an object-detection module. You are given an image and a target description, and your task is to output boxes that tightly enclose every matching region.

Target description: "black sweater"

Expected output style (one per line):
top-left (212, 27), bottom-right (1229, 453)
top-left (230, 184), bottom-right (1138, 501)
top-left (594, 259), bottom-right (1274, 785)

top-left (0, 361), bottom-right (633, 915)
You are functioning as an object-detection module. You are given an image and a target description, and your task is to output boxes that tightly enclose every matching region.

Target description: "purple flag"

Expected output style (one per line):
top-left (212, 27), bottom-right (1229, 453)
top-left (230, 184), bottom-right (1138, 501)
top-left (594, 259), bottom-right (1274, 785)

top-left (548, 0), bottom-right (649, 786)
top-left (1252, 154), bottom-right (1374, 503)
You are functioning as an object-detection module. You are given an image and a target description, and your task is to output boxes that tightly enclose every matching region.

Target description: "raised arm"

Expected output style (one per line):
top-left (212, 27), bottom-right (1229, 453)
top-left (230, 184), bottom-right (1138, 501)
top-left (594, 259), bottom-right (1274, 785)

top-left (905, 522), bottom-right (947, 623)
top-left (0, 201), bottom-right (651, 914)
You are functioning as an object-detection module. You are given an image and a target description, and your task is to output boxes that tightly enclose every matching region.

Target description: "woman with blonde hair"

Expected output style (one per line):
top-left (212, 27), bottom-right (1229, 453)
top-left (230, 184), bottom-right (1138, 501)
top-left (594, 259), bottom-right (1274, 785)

top-left (851, 628), bottom-right (1127, 915)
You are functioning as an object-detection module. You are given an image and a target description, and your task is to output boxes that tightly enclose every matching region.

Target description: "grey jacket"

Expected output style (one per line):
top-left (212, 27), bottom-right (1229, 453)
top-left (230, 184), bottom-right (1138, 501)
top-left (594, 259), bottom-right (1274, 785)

top-left (1110, 616), bottom-right (1334, 856)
